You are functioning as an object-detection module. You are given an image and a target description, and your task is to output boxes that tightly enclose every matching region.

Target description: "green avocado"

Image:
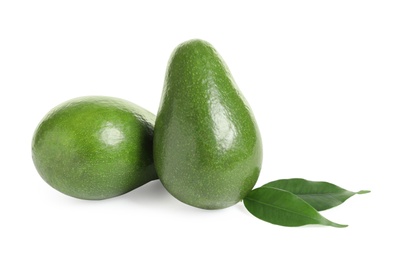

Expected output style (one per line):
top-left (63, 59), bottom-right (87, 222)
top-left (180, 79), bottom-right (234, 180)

top-left (32, 96), bottom-right (157, 200)
top-left (154, 39), bottom-right (263, 209)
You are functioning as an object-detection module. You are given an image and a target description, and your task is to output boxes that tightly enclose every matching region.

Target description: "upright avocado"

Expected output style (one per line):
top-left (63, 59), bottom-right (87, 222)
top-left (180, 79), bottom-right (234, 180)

top-left (32, 96), bottom-right (157, 200)
top-left (154, 39), bottom-right (262, 209)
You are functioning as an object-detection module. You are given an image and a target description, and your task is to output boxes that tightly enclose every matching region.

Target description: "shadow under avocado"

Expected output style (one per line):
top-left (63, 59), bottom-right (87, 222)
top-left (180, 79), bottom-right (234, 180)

top-left (118, 180), bottom-right (170, 204)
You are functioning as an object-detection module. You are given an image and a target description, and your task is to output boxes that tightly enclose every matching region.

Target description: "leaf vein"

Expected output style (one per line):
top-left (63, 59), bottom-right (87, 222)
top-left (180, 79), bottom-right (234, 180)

top-left (245, 196), bottom-right (322, 223)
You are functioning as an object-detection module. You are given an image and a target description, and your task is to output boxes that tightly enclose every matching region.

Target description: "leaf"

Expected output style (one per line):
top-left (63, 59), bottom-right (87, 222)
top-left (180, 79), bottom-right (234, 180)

top-left (243, 186), bottom-right (347, 228)
top-left (263, 178), bottom-right (370, 211)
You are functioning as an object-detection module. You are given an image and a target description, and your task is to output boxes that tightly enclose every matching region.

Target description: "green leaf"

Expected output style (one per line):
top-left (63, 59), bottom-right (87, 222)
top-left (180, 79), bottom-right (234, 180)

top-left (263, 178), bottom-right (370, 211)
top-left (243, 186), bottom-right (347, 228)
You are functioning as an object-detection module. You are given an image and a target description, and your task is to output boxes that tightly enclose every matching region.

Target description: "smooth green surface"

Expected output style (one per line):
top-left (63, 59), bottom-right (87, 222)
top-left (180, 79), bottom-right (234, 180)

top-left (263, 178), bottom-right (370, 211)
top-left (154, 39), bottom-right (262, 209)
top-left (32, 96), bottom-right (157, 200)
top-left (244, 187), bottom-right (347, 228)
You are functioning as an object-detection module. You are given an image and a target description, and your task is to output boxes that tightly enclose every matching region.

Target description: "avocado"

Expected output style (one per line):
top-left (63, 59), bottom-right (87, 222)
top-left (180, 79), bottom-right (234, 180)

top-left (32, 96), bottom-right (157, 200)
top-left (154, 39), bottom-right (263, 209)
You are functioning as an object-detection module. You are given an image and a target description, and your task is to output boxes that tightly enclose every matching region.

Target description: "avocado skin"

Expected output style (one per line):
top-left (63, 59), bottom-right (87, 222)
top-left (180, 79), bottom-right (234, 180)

top-left (154, 39), bottom-right (262, 209)
top-left (32, 96), bottom-right (157, 200)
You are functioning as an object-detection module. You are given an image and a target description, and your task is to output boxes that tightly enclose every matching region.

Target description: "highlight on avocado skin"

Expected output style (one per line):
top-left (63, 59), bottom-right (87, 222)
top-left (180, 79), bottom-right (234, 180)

top-left (153, 39), bottom-right (263, 210)
top-left (32, 96), bottom-right (157, 200)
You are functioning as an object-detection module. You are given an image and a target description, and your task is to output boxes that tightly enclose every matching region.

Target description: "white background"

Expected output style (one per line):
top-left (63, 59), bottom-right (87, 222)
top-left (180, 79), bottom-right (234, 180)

top-left (1, 1), bottom-right (396, 259)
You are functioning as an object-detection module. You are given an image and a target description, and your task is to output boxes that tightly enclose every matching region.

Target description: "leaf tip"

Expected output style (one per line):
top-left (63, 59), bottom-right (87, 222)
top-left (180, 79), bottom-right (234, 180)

top-left (357, 190), bottom-right (371, 194)
top-left (332, 223), bottom-right (348, 228)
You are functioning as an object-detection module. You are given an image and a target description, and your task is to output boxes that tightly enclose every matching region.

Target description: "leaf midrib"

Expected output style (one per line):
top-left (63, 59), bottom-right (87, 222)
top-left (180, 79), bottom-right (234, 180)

top-left (293, 192), bottom-right (352, 196)
top-left (245, 196), bottom-right (323, 224)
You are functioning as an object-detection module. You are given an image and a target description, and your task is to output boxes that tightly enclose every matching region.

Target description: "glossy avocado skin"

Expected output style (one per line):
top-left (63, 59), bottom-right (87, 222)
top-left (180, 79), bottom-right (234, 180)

top-left (32, 96), bottom-right (157, 200)
top-left (154, 39), bottom-right (262, 209)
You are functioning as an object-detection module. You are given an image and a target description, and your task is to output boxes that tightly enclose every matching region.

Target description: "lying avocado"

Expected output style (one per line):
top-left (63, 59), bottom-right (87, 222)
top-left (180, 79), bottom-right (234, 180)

top-left (32, 96), bottom-right (157, 200)
top-left (154, 39), bottom-right (263, 209)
